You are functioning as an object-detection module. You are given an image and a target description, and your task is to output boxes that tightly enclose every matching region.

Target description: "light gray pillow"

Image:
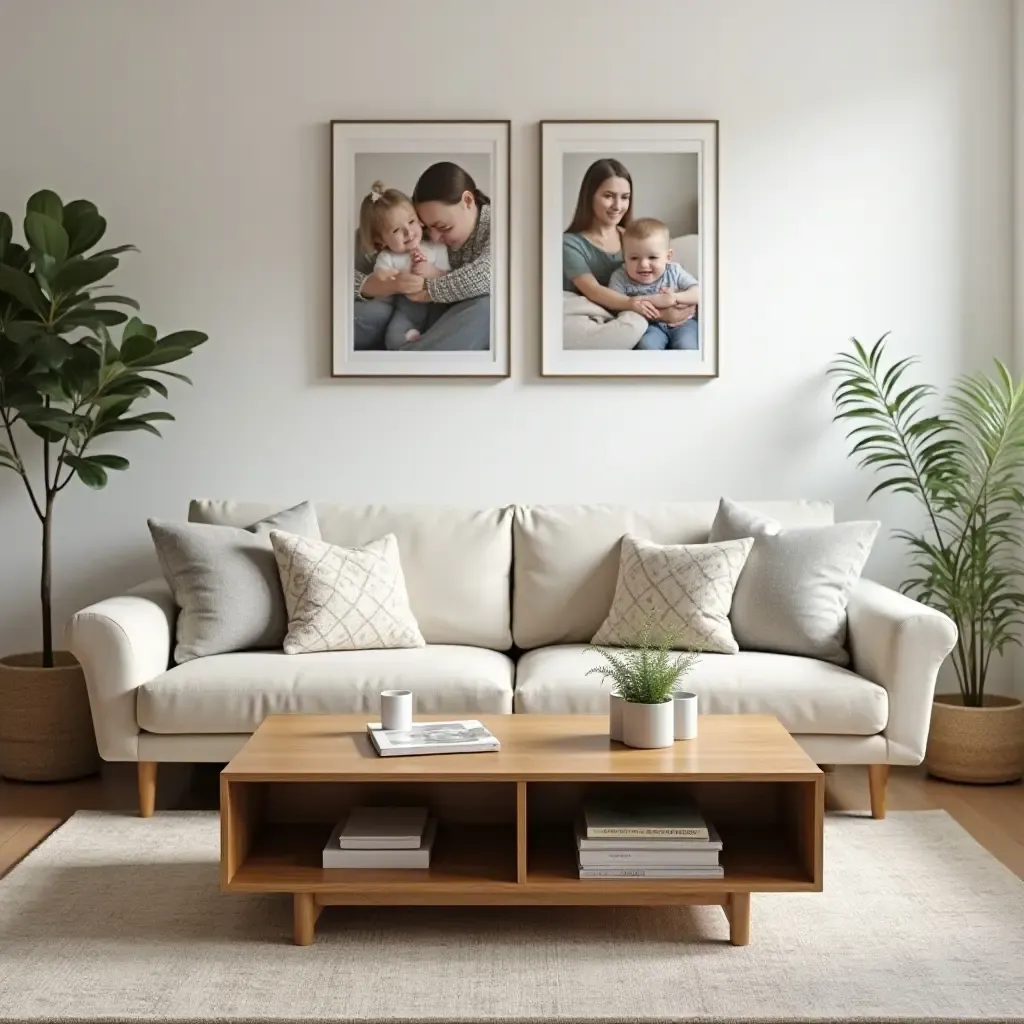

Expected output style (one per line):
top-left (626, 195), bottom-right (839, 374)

top-left (707, 497), bottom-right (879, 665)
top-left (148, 501), bottom-right (322, 663)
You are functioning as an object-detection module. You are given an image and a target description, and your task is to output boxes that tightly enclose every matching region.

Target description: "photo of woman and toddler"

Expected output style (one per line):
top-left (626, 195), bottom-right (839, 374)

top-left (351, 160), bottom-right (492, 352)
top-left (561, 157), bottom-right (701, 352)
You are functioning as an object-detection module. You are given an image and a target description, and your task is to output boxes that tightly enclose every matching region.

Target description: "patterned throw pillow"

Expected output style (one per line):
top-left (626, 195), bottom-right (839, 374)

top-left (269, 530), bottom-right (425, 654)
top-left (592, 534), bottom-right (754, 654)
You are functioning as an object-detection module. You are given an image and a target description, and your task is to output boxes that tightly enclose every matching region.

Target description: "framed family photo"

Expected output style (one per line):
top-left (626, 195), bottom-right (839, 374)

top-left (539, 120), bottom-right (718, 378)
top-left (330, 120), bottom-right (510, 377)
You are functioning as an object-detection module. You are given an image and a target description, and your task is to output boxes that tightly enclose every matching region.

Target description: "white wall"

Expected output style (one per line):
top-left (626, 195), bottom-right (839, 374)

top-left (0, 0), bottom-right (1014, 693)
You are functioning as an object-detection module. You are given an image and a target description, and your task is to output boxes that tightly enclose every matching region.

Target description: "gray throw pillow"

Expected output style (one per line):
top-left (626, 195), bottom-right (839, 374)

top-left (148, 501), bottom-right (322, 663)
top-left (707, 497), bottom-right (879, 666)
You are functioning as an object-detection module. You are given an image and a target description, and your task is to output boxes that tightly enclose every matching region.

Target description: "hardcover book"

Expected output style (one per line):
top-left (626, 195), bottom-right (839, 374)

top-left (337, 806), bottom-right (429, 848)
top-left (582, 800), bottom-right (709, 839)
top-left (324, 817), bottom-right (438, 869)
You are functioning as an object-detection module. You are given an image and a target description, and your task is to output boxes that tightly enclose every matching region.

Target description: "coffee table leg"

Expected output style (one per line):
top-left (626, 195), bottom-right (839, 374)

top-left (726, 892), bottom-right (750, 946)
top-left (293, 893), bottom-right (321, 946)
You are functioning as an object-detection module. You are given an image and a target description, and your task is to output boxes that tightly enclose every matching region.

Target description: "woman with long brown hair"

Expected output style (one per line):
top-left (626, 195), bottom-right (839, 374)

top-left (563, 158), bottom-right (656, 319)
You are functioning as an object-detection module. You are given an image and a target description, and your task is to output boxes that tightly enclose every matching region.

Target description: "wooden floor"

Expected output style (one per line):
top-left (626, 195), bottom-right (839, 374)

top-left (1, 762), bottom-right (1022, 881)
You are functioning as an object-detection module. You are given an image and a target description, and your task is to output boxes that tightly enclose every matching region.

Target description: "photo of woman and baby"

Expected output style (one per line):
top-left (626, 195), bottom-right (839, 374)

top-left (561, 154), bottom-right (702, 353)
top-left (350, 156), bottom-right (493, 354)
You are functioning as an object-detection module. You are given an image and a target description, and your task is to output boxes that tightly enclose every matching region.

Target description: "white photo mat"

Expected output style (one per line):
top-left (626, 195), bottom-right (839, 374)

top-left (540, 120), bottom-right (718, 378)
top-left (330, 120), bottom-right (510, 377)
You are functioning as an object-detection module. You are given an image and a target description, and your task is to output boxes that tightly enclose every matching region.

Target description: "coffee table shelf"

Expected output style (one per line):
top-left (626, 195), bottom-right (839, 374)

top-left (220, 714), bottom-right (824, 946)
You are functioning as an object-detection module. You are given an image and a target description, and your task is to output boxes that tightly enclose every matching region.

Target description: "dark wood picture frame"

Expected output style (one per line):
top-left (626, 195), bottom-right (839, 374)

top-left (330, 119), bottom-right (511, 379)
top-left (539, 119), bottom-right (719, 379)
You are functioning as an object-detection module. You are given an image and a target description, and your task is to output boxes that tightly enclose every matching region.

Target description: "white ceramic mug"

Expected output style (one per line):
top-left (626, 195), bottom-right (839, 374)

top-left (380, 689), bottom-right (413, 731)
top-left (673, 691), bottom-right (698, 740)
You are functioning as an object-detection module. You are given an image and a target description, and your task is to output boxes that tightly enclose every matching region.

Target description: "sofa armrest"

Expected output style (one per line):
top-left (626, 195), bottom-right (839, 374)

top-left (846, 578), bottom-right (958, 765)
top-left (64, 576), bottom-right (176, 761)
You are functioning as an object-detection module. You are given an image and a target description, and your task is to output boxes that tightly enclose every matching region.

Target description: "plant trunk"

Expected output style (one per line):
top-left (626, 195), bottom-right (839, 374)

top-left (41, 498), bottom-right (53, 668)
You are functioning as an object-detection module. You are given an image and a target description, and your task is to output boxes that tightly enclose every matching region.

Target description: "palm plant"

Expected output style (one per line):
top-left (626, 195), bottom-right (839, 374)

top-left (586, 613), bottom-right (701, 703)
top-left (828, 333), bottom-right (1024, 707)
top-left (0, 189), bottom-right (206, 667)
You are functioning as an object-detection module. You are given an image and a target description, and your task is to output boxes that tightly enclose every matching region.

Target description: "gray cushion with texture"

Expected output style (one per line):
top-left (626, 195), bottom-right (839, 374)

top-left (707, 497), bottom-right (879, 666)
top-left (148, 501), bottom-right (321, 663)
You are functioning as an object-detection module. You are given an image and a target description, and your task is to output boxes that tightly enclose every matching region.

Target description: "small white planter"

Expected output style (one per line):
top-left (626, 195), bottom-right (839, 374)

top-left (621, 699), bottom-right (675, 749)
top-left (608, 693), bottom-right (626, 742)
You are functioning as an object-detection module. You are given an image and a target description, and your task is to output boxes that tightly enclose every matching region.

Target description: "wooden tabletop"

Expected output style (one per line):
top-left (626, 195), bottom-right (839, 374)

top-left (222, 713), bottom-right (821, 783)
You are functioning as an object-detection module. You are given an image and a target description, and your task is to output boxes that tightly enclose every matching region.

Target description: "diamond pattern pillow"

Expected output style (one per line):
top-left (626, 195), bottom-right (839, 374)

top-left (592, 534), bottom-right (754, 654)
top-left (270, 530), bottom-right (425, 654)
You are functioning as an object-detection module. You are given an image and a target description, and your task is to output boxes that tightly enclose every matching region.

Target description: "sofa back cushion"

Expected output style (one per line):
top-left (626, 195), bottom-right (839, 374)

top-left (512, 501), bottom-right (835, 649)
top-left (188, 500), bottom-right (513, 650)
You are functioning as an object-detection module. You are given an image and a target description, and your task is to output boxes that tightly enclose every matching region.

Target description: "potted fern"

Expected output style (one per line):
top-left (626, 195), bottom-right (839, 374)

top-left (0, 189), bottom-right (206, 781)
top-left (829, 334), bottom-right (1024, 784)
top-left (587, 614), bottom-right (701, 748)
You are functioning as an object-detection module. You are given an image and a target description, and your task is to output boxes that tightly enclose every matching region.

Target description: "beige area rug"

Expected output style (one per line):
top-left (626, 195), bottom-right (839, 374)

top-left (0, 810), bottom-right (1022, 1023)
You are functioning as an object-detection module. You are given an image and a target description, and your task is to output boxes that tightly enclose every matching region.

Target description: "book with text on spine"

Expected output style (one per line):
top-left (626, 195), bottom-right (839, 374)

top-left (574, 818), bottom-right (722, 852)
top-left (582, 801), bottom-right (709, 840)
top-left (578, 864), bottom-right (725, 879)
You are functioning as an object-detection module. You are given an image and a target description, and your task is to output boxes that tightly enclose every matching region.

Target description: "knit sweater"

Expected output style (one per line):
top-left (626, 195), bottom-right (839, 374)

top-left (425, 202), bottom-right (491, 304)
top-left (353, 202), bottom-right (492, 304)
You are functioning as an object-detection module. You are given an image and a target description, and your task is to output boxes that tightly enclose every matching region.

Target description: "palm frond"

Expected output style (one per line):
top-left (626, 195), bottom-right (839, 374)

top-left (830, 337), bottom-right (1024, 705)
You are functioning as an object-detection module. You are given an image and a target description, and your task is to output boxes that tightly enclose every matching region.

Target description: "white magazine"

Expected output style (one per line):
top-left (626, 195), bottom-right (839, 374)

top-left (367, 719), bottom-right (500, 757)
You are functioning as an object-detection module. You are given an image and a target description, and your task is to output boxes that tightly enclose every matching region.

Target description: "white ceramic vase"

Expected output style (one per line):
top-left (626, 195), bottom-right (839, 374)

top-left (621, 699), bottom-right (675, 749)
top-left (608, 693), bottom-right (626, 742)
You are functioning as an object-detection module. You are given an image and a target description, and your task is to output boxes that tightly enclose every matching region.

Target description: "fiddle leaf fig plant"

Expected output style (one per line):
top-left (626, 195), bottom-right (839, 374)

top-left (0, 190), bottom-right (207, 667)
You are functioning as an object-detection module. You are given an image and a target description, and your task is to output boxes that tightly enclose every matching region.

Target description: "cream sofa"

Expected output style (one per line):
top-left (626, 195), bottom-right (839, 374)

top-left (65, 499), bottom-right (958, 819)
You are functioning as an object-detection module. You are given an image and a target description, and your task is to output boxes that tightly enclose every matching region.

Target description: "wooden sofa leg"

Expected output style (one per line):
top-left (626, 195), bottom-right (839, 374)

top-left (138, 761), bottom-right (158, 818)
top-left (867, 764), bottom-right (889, 819)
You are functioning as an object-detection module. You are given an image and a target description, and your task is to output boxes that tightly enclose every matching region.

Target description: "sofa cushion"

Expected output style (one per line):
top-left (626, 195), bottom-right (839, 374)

top-left (512, 645), bottom-right (887, 736)
top-left (188, 500), bottom-right (513, 650)
top-left (147, 500), bottom-right (322, 663)
top-left (270, 531), bottom-right (425, 653)
top-left (137, 646), bottom-right (514, 733)
top-left (707, 497), bottom-right (880, 666)
top-left (592, 534), bottom-right (753, 654)
top-left (512, 501), bottom-right (835, 649)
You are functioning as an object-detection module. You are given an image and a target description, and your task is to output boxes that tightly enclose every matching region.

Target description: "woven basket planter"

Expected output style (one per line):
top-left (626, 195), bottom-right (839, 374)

top-left (925, 693), bottom-right (1024, 785)
top-left (0, 651), bottom-right (101, 782)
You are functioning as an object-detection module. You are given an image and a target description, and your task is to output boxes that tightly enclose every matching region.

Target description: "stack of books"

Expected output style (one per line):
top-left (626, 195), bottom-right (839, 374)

top-left (576, 799), bottom-right (724, 879)
top-left (322, 806), bottom-right (437, 869)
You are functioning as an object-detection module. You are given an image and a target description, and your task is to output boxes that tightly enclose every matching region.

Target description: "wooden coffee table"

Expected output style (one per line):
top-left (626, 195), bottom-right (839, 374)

top-left (220, 713), bottom-right (823, 946)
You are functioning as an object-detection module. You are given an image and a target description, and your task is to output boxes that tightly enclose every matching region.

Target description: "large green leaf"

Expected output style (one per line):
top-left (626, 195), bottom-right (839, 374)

top-left (91, 294), bottom-right (140, 310)
top-left (25, 212), bottom-right (69, 264)
top-left (33, 334), bottom-right (75, 369)
top-left (156, 330), bottom-right (207, 350)
top-left (62, 201), bottom-right (107, 256)
top-left (26, 190), bottom-right (63, 223)
top-left (85, 453), bottom-right (129, 471)
top-left (2, 320), bottom-right (46, 344)
top-left (120, 332), bottom-right (157, 364)
top-left (92, 416), bottom-right (162, 438)
top-left (0, 265), bottom-right (47, 314)
top-left (0, 213), bottom-right (11, 261)
top-left (51, 255), bottom-right (119, 293)
top-left (64, 454), bottom-right (108, 489)
top-left (131, 344), bottom-right (202, 368)
top-left (57, 308), bottom-right (128, 329)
